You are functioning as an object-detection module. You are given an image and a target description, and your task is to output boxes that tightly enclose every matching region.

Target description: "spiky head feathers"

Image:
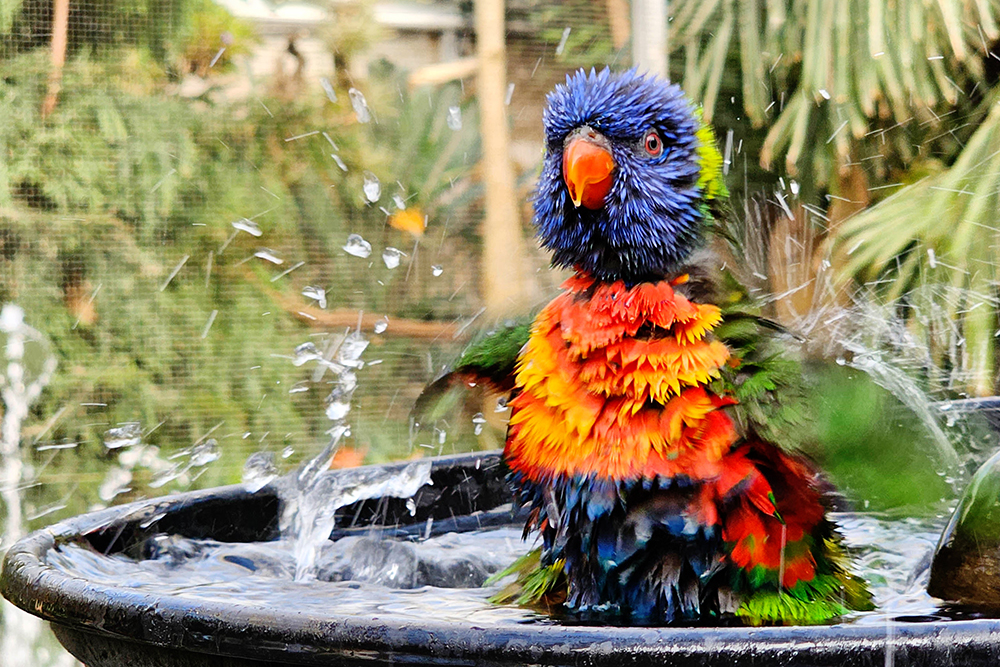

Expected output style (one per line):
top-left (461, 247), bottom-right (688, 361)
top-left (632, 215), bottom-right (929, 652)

top-left (532, 68), bottom-right (725, 284)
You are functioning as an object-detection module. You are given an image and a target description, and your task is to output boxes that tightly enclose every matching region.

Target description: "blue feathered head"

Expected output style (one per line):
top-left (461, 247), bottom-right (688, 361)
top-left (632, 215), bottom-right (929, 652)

top-left (532, 68), bottom-right (725, 284)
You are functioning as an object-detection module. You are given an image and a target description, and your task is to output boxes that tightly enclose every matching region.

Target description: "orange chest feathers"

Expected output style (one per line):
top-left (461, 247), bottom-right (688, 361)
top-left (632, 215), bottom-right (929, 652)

top-left (504, 274), bottom-right (740, 484)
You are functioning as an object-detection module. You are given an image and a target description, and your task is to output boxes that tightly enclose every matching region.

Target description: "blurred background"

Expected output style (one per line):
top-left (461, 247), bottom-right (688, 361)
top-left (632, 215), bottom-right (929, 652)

top-left (3, 0), bottom-right (1000, 663)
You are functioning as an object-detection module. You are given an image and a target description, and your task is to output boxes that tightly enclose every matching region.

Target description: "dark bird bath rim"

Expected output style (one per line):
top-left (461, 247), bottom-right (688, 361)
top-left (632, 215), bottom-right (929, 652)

top-left (5, 449), bottom-right (1000, 667)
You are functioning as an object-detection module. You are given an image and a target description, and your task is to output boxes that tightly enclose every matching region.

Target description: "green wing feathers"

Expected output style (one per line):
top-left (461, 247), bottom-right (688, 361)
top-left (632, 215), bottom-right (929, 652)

top-left (736, 537), bottom-right (874, 625)
top-left (410, 321), bottom-right (531, 425)
top-left (711, 269), bottom-right (813, 451)
top-left (486, 548), bottom-right (566, 609)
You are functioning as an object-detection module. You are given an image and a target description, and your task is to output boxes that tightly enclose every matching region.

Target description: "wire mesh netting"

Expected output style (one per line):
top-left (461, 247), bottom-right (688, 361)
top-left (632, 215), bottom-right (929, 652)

top-left (0, 0), bottom-right (627, 529)
top-left (7, 0), bottom-right (1000, 663)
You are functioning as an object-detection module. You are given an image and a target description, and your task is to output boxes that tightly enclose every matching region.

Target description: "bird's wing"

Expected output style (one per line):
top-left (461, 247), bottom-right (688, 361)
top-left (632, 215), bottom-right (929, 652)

top-left (486, 547), bottom-right (567, 608)
top-left (410, 321), bottom-right (532, 426)
top-left (710, 269), bottom-right (814, 451)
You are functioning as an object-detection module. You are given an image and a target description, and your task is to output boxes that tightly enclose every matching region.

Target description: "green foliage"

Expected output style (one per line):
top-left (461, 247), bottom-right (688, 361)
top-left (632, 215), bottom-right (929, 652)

top-left (174, 0), bottom-right (257, 76)
top-left (832, 94), bottom-right (1000, 395)
top-left (672, 0), bottom-right (1000, 393)
top-left (3, 0), bottom-right (183, 61)
top-left (0, 43), bottom-right (487, 527)
top-left (806, 364), bottom-right (956, 513)
top-left (671, 0), bottom-right (998, 183)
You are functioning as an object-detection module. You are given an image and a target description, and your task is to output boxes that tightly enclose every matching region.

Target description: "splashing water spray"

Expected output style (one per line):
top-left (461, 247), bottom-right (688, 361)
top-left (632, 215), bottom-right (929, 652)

top-left (276, 313), bottom-right (432, 581)
top-left (0, 304), bottom-right (57, 666)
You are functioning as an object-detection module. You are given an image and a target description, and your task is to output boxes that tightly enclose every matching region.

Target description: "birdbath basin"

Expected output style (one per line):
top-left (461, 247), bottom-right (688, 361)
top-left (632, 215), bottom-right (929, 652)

top-left (4, 449), bottom-right (1000, 667)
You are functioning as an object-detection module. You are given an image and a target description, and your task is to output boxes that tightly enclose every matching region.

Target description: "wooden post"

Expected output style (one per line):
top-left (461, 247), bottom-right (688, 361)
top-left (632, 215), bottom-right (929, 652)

top-left (41, 0), bottom-right (70, 117)
top-left (474, 0), bottom-right (528, 317)
top-left (631, 0), bottom-right (667, 79)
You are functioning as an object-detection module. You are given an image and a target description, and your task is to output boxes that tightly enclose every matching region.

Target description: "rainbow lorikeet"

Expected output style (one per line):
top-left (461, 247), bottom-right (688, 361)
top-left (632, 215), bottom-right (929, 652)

top-left (420, 68), bottom-right (872, 625)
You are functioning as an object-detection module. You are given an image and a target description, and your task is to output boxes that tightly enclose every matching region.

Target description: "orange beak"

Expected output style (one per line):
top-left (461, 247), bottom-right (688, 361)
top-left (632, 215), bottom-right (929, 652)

top-left (563, 135), bottom-right (614, 209)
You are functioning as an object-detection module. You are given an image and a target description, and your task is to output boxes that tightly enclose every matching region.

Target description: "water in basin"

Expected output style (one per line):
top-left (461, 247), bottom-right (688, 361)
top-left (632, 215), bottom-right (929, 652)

top-left (45, 510), bottom-right (944, 628)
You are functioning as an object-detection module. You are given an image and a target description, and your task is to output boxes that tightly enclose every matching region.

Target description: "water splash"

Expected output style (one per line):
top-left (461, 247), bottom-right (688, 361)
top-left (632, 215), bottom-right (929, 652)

top-left (471, 412), bottom-right (486, 435)
top-left (320, 77), bottom-right (337, 103)
top-left (302, 286), bottom-right (327, 309)
top-left (382, 247), bottom-right (404, 269)
top-left (342, 234), bottom-right (372, 259)
top-left (243, 451), bottom-right (278, 493)
top-left (232, 218), bottom-right (262, 237)
top-left (280, 453), bottom-right (433, 580)
top-left (254, 248), bottom-right (283, 265)
top-left (0, 304), bottom-right (56, 666)
top-left (363, 172), bottom-right (381, 203)
top-left (348, 88), bottom-right (371, 123)
top-left (274, 316), bottom-right (432, 580)
top-left (103, 423), bottom-right (142, 450)
top-left (730, 199), bottom-right (967, 474)
top-left (446, 106), bottom-right (462, 131)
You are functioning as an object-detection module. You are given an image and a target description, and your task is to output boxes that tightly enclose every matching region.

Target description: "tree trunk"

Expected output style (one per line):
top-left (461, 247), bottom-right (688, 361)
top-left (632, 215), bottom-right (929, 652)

top-left (606, 0), bottom-right (630, 50)
top-left (40, 0), bottom-right (69, 118)
top-left (474, 0), bottom-right (530, 317)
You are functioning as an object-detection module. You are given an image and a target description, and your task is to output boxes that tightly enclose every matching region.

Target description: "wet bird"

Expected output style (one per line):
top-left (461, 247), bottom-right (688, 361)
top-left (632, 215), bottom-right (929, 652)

top-left (418, 68), bottom-right (872, 625)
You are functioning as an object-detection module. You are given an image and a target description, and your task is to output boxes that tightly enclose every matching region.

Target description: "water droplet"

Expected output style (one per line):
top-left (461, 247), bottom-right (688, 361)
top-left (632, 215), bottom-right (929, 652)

top-left (555, 26), bottom-right (571, 55)
top-left (98, 466), bottom-right (132, 502)
top-left (406, 498), bottom-right (417, 516)
top-left (494, 396), bottom-right (509, 413)
top-left (282, 445), bottom-right (295, 459)
top-left (472, 412), bottom-right (487, 435)
top-left (232, 218), bottom-right (262, 237)
top-left (0, 304), bottom-right (24, 332)
top-left (104, 423), bottom-right (142, 450)
top-left (342, 234), bottom-right (372, 258)
top-left (148, 463), bottom-right (184, 489)
top-left (293, 342), bottom-right (320, 366)
top-left (302, 286), bottom-right (327, 309)
top-left (331, 154), bottom-right (348, 171)
top-left (190, 439), bottom-right (220, 466)
top-left (254, 248), bottom-right (283, 265)
top-left (325, 390), bottom-right (351, 421)
top-left (382, 247), bottom-right (404, 269)
top-left (505, 83), bottom-right (515, 105)
top-left (348, 88), bottom-right (371, 123)
top-left (289, 381), bottom-right (310, 394)
top-left (362, 171), bottom-right (381, 202)
top-left (446, 105), bottom-right (462, 131)
top-left (431, 265), bottom-right (443, 277)
top-left (374, 316), bottom-right (389, 334)
top-left (138, 511), bottom-right (167, 529)
top-left (337, 371), bottom-right (358, 393)
top-left (393, 194), bottom-right (406, 210)
top-left (320, 77), bottom-right (337, 103)
top-left (336, 334), bottom-right (369, 368)
top-left (243, 452), bottom-right (278, 493)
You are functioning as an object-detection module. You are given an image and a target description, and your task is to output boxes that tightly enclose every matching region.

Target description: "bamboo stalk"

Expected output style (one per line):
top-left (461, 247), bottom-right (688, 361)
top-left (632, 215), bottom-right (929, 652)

top-left (474, 0), bottom-right (529, 316)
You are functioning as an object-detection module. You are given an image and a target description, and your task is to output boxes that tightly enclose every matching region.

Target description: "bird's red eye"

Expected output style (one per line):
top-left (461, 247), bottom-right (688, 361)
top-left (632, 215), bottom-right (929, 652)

top-left (644, 131), bottom-right (663, 157)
